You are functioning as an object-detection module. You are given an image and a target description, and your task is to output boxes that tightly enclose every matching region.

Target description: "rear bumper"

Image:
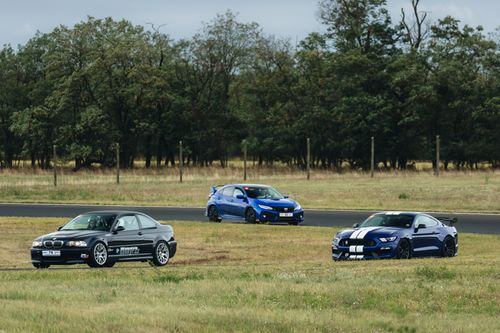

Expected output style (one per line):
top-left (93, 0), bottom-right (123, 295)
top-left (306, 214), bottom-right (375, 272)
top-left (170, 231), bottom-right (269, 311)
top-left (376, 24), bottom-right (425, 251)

top-left (259, 210), bottom-right (304, 223)
top-left (332, 243), bottom-right (398, 260)
top-left (31, 247), bottom-right (91, 265)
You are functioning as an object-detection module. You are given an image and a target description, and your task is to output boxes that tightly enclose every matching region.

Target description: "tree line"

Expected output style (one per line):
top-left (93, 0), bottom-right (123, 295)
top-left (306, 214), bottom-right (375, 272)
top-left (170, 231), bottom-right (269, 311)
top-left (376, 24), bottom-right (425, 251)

top-left (0, 0), bottom-right (499, 170)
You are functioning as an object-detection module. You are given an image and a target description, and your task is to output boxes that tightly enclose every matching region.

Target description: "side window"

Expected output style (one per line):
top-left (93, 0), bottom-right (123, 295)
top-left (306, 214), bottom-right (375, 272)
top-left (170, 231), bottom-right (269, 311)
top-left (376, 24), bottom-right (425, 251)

top-left (233, 188), bottom-right (245, 198)
top-left (416, 216), bottom-right (437, 228)
top-left (137, 215), bottom-right (157, 229)
top-left (222, 187), bottom-right (234, 197)
top-left (424, 216), bottom-right (438, 227)
top-left (115, 215), bottom-right (140, 231)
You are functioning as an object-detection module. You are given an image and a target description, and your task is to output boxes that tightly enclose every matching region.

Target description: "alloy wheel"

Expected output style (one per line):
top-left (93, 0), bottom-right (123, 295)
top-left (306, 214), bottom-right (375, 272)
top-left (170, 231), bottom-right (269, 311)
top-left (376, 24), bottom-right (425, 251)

top-left (397, 241), bottom-right (410, 259)
top-left (443, 238), bottom-right (455, 257)
top-left (156, 242), bottom-right (170, 265)
top-left (94, 243), bottom-right (107, 265)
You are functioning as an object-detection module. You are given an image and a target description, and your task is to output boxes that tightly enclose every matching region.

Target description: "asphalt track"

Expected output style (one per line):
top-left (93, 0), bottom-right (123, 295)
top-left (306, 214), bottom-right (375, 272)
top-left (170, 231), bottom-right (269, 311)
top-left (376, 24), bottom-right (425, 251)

top-left (0, 203), bottom-right (498, 234)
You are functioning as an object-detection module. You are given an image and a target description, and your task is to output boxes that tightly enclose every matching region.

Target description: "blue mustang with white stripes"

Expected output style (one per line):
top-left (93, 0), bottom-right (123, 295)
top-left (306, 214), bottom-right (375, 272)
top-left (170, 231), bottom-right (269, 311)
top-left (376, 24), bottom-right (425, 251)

top-left (332, 212), bottom-right (458, 260)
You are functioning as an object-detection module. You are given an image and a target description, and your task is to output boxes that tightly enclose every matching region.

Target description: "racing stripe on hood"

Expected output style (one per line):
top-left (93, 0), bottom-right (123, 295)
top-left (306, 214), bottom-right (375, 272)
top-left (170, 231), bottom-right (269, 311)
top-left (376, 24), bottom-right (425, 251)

top-left (356, 227), bottom-right (381, 239)
top-left (350, 228), bottom-right (364, 239)
top-left (350, 227), bottom-right (380, 239)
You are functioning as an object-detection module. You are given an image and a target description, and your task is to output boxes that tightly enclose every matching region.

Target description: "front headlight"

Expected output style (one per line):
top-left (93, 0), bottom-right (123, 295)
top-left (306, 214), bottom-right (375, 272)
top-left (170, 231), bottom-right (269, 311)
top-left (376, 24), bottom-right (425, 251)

top-left (294, 203), bottom-right (302, 211)
top-left (67, 240), bottom-right (88, 247)
top-left (258, 204), bottom-right (273, 210)
top-left (32, 240), bottom-right (43, 248)
top-left (379, 236), bottom-right (397, 243)
top-left (332, 237), bottom-right (340, 246)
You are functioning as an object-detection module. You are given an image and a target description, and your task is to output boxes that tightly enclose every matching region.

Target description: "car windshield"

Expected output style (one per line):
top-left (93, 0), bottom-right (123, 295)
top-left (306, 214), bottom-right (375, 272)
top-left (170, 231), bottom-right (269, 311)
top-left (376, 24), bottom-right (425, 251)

top-left (244, 186), bottom-right (283, 200)
top-left (61, 214), bottom-right (116, 231)
top-left (360, 214), bottom-right (414, 228)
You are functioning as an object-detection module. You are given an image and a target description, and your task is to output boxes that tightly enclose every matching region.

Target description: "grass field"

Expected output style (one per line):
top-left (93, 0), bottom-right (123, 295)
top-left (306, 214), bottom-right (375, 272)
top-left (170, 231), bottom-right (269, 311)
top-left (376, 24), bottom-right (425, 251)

top-left (0, 168), bottom-right (499, 213)
top-left (0, 217), bottom-right (499, 332)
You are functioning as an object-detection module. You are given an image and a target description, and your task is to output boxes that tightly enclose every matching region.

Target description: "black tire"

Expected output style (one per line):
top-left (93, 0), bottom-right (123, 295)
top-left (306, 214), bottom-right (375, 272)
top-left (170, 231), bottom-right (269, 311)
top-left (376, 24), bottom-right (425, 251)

top-left (88, 241), bottom-right (109, 268)
top-left (33, 263), bottom-right (50, 269)
top-left (208, 205), bottom-right (221, 222)
top-left (245, 208), bottom-right (257, 224)
top-left (152, 241), bottom-right (170, 266)
top-left (442, 236), bottom-right (456, 257)
top-left (105, 261), bottom-right (115, 268)
top-left (396, 239), bottom-right (411, 259)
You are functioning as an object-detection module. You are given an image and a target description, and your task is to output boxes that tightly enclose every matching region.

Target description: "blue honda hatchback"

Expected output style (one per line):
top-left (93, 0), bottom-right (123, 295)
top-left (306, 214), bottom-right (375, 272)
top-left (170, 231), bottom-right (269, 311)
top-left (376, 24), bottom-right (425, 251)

top-left (205, 184), bottom-right (304, 225)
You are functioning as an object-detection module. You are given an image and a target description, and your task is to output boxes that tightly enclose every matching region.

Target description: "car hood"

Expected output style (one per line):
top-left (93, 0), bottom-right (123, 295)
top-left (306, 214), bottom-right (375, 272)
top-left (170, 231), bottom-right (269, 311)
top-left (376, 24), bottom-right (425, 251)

top-left (336, 227), bottom-right (403, 239)
top-left (254, 198), bottom-right (297, 207)
top-left (35, 230), bottom-right (108, 241)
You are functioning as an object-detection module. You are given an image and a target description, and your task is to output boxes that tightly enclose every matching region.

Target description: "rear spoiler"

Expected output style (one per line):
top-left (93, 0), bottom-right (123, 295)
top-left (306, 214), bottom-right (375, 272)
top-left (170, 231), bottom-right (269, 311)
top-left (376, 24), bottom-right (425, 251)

top-left (209, 185), bottom-right (224, 196)
top-left (436, 216), bottom-right (458, 226)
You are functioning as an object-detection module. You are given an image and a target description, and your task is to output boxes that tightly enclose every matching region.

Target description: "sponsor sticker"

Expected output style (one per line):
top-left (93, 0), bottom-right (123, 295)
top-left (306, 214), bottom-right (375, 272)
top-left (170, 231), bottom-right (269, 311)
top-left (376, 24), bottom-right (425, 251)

top-left (119, 247), bottom-right (139, 255)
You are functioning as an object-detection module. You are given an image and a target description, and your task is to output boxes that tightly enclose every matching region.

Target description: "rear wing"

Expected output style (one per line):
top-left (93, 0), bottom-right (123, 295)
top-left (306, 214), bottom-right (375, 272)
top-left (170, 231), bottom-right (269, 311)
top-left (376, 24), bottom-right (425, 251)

top-left (436, 216), bottom-right (458, 226)
top-left (208, 185), bottom-right (224, 198)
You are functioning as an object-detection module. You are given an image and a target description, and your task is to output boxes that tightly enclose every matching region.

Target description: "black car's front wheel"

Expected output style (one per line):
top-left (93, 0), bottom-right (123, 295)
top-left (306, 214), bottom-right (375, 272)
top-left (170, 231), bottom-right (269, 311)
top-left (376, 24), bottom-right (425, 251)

top-left (88, 242), bottom-right (109, 268)
top-left (396, 239), bottom-right (411, 259)
top-left (442, 236), bottom-right (456, 257)
top-left (208, 205), bottom-right (221, 222)
top-left (245, 208), bottom-right (257, 224)
top-left (33, 262), bottom-right (50, 269)
top-left (152, 241), bottom-right (170, 266)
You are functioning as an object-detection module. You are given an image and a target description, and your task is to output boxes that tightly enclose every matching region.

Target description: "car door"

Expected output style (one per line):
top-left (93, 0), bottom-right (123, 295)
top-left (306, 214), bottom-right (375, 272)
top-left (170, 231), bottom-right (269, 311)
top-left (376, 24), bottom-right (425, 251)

top-left (136, 214), bottom-right (158, 255)
top-left (412, 215), bottom-right (440, 256)
top-left (230, 187), bottom-right (247, 217)
top-left (219, 186), bottom-right (235, 217)
top-left (108, 215), bottom-right (144, 258)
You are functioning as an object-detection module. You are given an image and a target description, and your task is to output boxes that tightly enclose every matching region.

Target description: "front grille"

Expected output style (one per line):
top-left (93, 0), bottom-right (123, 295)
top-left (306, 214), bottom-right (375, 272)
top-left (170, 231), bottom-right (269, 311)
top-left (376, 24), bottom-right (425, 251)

top-left (272, 206), bottom-right (295, 212)
top-left (340, 239), bottom-right (376, 247)
top-left (44, 240), bottom-right (64, 248)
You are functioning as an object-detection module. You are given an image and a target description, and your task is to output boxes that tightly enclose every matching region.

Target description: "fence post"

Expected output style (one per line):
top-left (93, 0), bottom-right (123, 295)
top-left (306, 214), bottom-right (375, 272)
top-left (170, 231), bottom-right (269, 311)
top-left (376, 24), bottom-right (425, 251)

top-left (179, 140), bottom-right (183, 183)
top-left (243, 139), bottom-right (247, 181)
top-left (116, 143), bottom-right (120, 184)
top-left (53, 144), bottom-right (57, 187)
top-left (436, 135), bottom-right (440, 176)
top-left (371, 136), bottom-right (375, 178)
top-left (306, 138), bottom-right (311, 180)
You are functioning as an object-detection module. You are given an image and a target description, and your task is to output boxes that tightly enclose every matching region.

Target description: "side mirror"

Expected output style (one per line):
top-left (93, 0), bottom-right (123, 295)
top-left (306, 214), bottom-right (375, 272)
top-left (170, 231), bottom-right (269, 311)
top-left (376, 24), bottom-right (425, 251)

top-left (353, 223), bottom-right (359, 228)
top-left (236, 194), bottom-right (246, 200)
top-left (114, 226), bottom-right (125, 233)
top-left (57, 226), bottom-right (63, 231)
top-left (283, 195), bottom-right (289, 199)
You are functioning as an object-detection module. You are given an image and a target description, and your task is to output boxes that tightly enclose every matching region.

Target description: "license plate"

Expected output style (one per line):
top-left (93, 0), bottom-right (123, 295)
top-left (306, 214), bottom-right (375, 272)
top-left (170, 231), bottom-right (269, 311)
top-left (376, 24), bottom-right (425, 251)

top-left (42, 250), bottom-right (61, 257)
top-left (279, 212), bottom-right (293, 217)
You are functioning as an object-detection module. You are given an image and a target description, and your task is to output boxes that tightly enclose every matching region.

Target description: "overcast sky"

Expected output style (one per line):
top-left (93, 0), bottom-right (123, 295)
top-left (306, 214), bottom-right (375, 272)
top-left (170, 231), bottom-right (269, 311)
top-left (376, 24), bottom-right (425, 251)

top-left (1, 0), bottom-right (498, 47)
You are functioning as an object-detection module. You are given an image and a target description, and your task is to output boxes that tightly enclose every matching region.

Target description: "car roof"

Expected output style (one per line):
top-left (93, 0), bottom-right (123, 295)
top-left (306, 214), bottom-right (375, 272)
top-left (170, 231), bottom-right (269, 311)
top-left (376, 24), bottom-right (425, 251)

top-left (81, 211), bottom-right (147, 215)
top-left (375, 211), bottom-right (421, 217)
top-left (226, 184), bottom-right (271, 188)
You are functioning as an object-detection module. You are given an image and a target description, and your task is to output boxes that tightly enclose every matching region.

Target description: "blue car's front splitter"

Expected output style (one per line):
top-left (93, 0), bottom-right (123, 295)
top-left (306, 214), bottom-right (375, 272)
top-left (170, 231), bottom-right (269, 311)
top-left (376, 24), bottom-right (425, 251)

top-left (259, 210), bottom-right (304, 223)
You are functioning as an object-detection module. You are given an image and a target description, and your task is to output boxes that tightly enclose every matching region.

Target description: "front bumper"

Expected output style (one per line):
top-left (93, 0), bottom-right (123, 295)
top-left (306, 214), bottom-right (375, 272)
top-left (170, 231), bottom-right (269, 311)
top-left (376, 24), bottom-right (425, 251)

top-left (258, 209), bottom-right (304, 223)
top-left (332, 242), bottom-right (398, 260)
top-left (168, 240), bottom-right (177, 258)
top-left (31, 247), bottom-right (91, 265)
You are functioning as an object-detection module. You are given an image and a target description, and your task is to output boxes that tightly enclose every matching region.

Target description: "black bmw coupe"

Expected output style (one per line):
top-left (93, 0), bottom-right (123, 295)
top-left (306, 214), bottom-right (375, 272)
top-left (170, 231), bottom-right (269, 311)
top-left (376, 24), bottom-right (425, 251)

top-left (31, 211), bottom-right (177, 269)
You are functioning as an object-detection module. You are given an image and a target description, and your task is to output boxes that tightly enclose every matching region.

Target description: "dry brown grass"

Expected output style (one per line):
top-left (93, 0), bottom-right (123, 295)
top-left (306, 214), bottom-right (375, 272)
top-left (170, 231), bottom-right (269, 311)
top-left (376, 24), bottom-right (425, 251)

top-left (0, 167), bottom-right (499, 213)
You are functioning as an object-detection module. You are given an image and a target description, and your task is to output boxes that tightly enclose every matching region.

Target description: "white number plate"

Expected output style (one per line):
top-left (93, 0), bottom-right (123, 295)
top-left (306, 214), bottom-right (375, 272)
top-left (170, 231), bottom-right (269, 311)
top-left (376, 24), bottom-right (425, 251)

top-left (279, 212), bottom-right (294, 217)
top-left (42, 250), bottom-right (61, 257)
